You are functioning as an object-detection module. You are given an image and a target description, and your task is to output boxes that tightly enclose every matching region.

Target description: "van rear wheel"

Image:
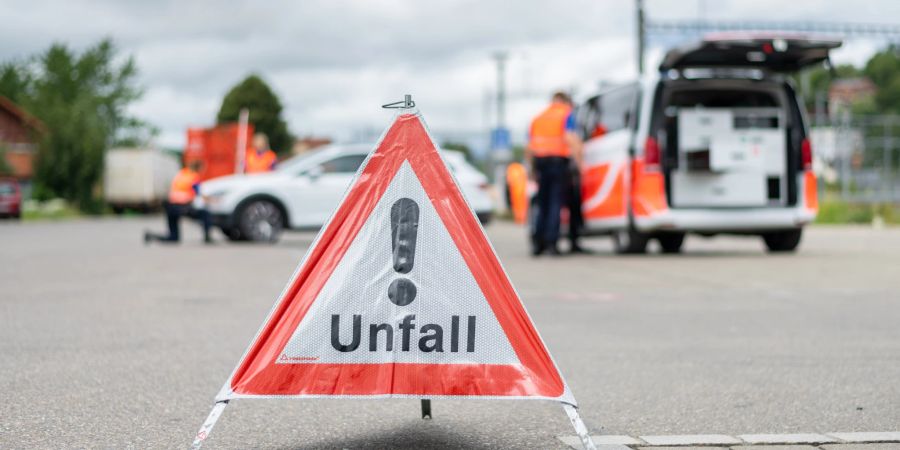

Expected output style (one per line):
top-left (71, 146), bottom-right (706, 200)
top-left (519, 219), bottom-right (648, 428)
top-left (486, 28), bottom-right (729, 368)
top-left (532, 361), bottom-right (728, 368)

top-left (613, 227), bottom-right (649, 254)
top-left (762, 229), bottom-right (802, 253)
top-left (657, 232), bottom-right (686, 254)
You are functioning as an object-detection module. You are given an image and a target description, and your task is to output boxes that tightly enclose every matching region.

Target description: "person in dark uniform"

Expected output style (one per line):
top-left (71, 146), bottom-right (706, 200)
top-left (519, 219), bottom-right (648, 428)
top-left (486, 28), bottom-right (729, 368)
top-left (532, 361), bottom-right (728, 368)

top-left (526, 92), bottom-right (583, 256)
top-left (564, 159), bottom-right (590, 253)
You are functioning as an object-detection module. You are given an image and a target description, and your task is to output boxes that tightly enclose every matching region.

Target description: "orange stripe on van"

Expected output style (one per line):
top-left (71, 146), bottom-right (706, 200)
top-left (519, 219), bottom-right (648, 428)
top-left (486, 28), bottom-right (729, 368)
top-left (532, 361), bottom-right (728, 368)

top-left (581, 163), bottom-right (609, 203)
top-left (631, 159), bottom-right (668, 217)
top-left (804, 170), bottom-right (818, 211)
top-left (582, 164), bottom-right (626, 219)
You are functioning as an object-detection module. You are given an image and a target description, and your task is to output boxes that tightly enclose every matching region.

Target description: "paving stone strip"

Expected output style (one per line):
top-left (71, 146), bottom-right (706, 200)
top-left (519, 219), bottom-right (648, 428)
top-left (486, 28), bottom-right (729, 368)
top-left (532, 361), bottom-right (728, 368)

top-left (558, 432), bottom-right (900, 450)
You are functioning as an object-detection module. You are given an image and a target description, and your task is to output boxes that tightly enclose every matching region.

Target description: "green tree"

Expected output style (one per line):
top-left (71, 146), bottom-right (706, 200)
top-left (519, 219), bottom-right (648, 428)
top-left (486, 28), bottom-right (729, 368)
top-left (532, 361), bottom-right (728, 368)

top-left (863, 47), bottom-right (900, 88)
top-left (0, 39), bottom-right (146, 212)
top-left (0, 62), bottom-right (32, 104)
top-left (864, 47), bottom-right (900, 114)
top-left (510, 144), bottom-right (526, 163)
top-left (216, 74), bottom-right (292, 155)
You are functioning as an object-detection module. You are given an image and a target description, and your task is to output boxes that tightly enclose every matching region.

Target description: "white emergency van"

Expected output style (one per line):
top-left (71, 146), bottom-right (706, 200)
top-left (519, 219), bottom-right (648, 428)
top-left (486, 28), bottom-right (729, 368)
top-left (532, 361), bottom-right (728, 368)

top-left (574, 34), bottom-right (840, 253)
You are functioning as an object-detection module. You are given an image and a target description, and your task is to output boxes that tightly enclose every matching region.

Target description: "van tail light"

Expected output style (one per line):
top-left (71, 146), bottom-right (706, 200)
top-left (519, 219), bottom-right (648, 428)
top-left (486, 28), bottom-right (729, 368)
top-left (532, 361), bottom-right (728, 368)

top-left (801, 138), bottom-right (813, 171)
top-left (644, 136), bottom-right (661, 170)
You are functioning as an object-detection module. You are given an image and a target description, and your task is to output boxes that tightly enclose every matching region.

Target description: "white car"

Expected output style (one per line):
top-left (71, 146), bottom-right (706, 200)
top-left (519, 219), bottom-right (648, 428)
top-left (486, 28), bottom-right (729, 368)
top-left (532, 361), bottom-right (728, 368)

top-left (200, 144), bottom-right (493, 242)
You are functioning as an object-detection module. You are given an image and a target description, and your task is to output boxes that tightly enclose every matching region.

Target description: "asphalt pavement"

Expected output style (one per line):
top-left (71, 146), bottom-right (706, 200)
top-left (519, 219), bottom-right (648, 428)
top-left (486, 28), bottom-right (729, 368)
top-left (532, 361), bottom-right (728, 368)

top-left (1, 217), bottom-right (899, 449)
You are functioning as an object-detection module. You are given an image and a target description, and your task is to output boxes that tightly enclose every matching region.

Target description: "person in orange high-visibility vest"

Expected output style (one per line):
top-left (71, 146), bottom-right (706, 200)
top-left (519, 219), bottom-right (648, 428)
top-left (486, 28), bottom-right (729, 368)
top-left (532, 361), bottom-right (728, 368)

top-left (245, 133), bottom-right (277, 173)
top-left (527, 91), bottom-right (583, 256)
top-left (144, 161), bottom-right (212, 244)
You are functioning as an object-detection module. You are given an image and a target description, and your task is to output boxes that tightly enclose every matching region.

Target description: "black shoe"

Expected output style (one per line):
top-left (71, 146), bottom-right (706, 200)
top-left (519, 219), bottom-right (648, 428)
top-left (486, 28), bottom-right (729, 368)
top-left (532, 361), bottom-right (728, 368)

top-left (143, 231), bottom-right (152, 245)
top-left (546, 245), bottom-right (562, 256)
top-left (204, 236), bottom-right (214, 245)
top-left (531, 240), bottom-right (545, 257)
top-left (569, 244), bottom-right (593, 254)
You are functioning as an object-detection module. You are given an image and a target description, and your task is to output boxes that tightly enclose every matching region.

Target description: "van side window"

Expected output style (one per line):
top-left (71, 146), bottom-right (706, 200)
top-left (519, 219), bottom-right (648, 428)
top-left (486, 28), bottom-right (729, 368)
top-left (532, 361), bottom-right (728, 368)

top-left (576, 97), bottom-right (602, 139)
top-left (579, 84), bottom-right (638, 138)
top-left (600, 85), bottom-right (638, 132)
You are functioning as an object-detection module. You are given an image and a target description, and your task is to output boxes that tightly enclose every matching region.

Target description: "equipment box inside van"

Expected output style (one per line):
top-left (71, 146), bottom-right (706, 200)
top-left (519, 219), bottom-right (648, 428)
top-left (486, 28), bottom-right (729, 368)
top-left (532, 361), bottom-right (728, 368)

top-left (671, 105), bottom-right (785, 207)
top-left (568, 34), bottom-right (839, 254)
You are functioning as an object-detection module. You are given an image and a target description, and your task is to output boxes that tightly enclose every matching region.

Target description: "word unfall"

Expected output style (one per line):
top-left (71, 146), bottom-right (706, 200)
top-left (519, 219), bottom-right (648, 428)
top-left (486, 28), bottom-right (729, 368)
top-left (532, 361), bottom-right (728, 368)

top-left (331, 314), bottom-right (477, 353)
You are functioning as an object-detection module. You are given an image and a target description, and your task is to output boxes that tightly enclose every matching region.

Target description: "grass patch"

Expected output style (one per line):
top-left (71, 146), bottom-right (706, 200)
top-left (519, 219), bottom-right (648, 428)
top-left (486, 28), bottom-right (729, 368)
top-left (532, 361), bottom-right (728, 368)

top-left (21, 199), bottom-right (83, 221)
top-left (816, 198), bottom-right (900, 225)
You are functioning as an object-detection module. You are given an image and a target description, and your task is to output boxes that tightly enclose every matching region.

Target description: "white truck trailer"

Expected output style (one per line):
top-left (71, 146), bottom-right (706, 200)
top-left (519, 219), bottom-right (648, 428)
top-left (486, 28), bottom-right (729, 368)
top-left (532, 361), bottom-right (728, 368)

top-left (103, 148), bottom-right (180, 213)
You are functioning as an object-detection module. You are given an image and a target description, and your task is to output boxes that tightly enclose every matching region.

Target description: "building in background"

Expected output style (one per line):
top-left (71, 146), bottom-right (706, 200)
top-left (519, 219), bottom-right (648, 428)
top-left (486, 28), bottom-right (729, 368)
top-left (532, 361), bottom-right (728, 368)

top-left (0, 96), bottom-right (45, 197)
top-left (828, 77), bottom-right (877, 118)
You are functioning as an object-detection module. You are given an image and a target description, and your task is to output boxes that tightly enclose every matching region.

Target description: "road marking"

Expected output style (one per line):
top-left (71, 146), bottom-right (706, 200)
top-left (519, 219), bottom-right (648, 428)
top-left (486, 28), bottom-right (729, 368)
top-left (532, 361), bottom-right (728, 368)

top-left (827, 432), bottom-right (900, 443)
top-left (640, 434), bottom-right (741, 446)
top-left (559, 435), bottom-right (643, 447)
top-left (738, 433), bottom-right (838, 445)
top-left (732, 446), bottom-right (819, 450)
top-left (558, 431), bottom-right (900, 449)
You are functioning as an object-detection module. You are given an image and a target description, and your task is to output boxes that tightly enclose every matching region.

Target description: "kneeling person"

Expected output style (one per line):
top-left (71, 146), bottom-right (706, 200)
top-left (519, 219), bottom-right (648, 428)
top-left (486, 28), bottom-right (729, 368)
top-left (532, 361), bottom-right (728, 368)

top-left (144, 161), bottom-right (212, 244)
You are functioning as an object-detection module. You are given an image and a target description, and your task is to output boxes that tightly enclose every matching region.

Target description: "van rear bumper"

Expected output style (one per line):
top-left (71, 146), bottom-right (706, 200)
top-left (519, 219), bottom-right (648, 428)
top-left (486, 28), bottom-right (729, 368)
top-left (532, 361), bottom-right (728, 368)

top-left (635, 207), bottom-right (815, 233)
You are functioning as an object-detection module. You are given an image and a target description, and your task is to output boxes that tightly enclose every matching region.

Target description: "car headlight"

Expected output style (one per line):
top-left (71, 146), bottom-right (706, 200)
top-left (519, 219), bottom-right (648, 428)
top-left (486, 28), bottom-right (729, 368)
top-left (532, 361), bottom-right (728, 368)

top-left (204, 189), bottom-right (229, 206)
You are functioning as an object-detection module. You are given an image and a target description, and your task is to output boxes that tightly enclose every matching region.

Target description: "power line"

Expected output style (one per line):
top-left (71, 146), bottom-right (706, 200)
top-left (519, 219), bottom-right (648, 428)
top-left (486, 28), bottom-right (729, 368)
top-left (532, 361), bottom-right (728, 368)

top-left (646, 20), bottom-right (900, 39)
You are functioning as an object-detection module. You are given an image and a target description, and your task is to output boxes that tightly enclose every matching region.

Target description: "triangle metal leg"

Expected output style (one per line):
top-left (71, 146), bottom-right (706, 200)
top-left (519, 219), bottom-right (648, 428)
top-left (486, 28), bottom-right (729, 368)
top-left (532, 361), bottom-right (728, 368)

top-left (562, 403), bottom-right (596, 450)
top-left (191, 400), bottom-right (229, 450)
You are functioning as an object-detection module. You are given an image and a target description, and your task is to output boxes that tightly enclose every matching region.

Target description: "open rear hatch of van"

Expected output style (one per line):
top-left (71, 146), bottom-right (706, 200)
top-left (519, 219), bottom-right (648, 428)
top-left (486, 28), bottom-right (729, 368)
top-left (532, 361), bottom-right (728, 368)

top-left (659, 33), bottom-right (841, 72)
top-left (655, 34), bottom-right (840, 211)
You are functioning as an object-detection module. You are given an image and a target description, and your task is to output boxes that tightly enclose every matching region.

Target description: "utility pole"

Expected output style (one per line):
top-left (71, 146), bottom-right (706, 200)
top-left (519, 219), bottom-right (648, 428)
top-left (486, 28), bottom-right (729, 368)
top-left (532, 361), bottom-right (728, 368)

top-left (636, 0), bottom-right (645, 75)
top-left (489, 51), bottom-right (511, 188)
top-left (235, 108), bottom-right (249, 174)
top-left (493, 52), bottom-right (508, 130)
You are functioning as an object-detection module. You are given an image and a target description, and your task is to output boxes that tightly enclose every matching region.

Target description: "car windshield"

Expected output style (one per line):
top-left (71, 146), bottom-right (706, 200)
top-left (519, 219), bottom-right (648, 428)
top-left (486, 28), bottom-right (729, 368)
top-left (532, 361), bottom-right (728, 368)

top-left (0, 182), bottom-right (15, 195)
top-left (275, 151), bottom-right (318, 174)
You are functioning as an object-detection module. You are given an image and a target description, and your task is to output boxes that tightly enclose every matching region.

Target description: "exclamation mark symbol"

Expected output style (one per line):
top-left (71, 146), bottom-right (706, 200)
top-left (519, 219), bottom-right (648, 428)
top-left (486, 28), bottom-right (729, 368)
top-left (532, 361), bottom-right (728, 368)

top-left (388, 198), bottom-right (419, 306)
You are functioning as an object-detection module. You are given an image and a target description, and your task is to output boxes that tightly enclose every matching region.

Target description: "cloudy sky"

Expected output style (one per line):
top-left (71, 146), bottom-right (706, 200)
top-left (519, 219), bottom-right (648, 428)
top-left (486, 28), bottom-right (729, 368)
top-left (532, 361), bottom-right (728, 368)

top-left (1, 0), bottom-right (897, 152)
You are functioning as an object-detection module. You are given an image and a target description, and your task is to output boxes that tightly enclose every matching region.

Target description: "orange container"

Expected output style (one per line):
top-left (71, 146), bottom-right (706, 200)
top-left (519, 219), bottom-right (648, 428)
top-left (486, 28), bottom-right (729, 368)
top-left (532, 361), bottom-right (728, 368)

top-left (184, 123), bottom-right (254, 181)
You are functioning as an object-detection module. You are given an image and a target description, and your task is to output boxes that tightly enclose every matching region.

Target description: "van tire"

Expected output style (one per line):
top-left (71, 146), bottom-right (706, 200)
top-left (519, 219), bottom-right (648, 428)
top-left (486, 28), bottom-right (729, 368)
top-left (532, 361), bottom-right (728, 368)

top-left (613, 227), bottom-right (649, 254)
top-left (762, 229), bottom-right (802, 253)
top-left (657, 233), bottom-right (686, 253)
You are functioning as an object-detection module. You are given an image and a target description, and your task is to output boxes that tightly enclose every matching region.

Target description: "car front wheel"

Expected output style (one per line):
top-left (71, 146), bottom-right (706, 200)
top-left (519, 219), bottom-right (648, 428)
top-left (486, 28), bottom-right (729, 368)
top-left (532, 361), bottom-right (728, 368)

top-left (236, 199), bottom-right (285, 243)
top-left (221, 226), bottom-right (245, 241)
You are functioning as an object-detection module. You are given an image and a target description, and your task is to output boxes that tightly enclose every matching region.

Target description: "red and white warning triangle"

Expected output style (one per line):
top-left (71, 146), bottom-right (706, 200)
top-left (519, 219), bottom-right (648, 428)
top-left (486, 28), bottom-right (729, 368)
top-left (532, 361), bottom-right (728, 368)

top-left (194, 111), bottom-right (594, 449)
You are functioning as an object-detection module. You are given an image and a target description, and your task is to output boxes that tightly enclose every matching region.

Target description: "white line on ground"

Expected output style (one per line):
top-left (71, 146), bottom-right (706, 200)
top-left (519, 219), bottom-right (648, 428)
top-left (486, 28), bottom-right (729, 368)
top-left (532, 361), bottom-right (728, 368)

top-left (558, 435), bottom-right (639, 449)
top-left (558, 431), bottom-right (900, 449)
top-left (640, 434), bottom-right (742, 446)
top-left (827, 432), bottom-right (900, 443)
top-left (738, 433), bottom-right (838, 445)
